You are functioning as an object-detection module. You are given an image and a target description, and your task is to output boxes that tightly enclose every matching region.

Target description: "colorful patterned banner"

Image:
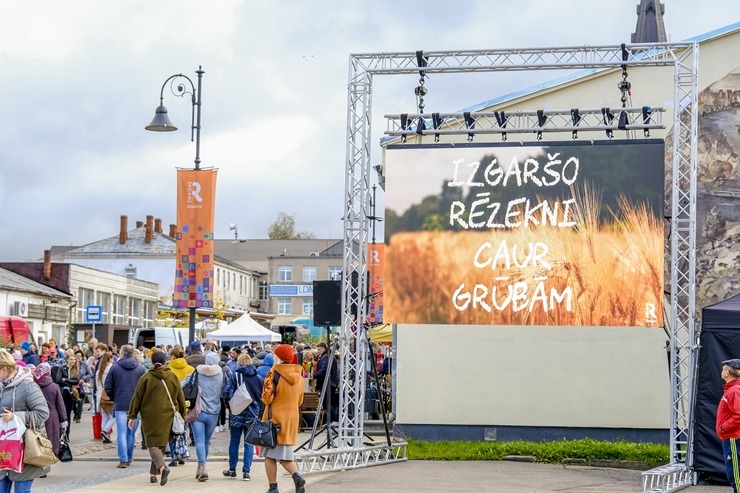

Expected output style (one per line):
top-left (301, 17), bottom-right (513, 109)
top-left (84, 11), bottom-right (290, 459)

top-left (174, 169), bottom-right (217, 309)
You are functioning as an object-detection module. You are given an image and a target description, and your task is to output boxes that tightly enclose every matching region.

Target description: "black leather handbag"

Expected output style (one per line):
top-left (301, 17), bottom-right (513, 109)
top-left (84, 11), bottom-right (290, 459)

top-left (245, 372), bottom-right (281, 449)
top-left (245, 413), bottom-right (281, 449)
top-left (58, 437), bottom-right (73, 463)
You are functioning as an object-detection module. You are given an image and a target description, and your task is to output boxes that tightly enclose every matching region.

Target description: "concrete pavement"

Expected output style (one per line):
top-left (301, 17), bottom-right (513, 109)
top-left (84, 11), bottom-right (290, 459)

top-left (28, 407), bottom-right (733, 493)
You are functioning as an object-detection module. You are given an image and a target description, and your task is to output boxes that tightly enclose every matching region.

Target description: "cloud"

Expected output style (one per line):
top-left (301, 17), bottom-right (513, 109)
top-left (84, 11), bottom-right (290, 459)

top-left (0, 0), bottom-right (734, 260)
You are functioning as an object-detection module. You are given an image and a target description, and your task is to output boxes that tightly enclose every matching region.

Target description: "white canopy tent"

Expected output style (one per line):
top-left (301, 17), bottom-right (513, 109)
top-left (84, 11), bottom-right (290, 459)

top-left (207, 313), bottom-right (281, 343)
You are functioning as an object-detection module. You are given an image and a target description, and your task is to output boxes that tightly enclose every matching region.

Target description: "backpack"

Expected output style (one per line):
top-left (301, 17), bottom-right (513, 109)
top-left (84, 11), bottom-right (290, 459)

top-left (228, 373), bottom-right (253, 415)
top-left (183, 371), bottom-right (199, 402)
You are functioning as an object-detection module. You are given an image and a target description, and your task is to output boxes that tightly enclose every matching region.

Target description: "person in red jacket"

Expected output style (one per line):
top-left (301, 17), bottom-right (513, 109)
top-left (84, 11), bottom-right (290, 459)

top-left (717, 358), bottom-right (740, 492)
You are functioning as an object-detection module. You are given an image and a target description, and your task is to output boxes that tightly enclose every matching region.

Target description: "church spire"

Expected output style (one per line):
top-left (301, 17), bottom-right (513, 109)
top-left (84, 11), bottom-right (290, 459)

top-left (632, 0), bottom-right (667, 43)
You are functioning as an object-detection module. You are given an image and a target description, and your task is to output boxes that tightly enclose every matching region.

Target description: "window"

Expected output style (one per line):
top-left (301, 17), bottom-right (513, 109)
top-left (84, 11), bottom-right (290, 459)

top-left (77, 288), bottom-right (95, 322)
top-left (97, 292), bottom-right (111, 323)
top-left (259, 281), bottom-right (268, 301)
top-left (277, 298), bottom-right (292, 315)
top-left (278, 266), bottom-right (293, 282)
top-left (302, 299), bottom-right (313, 315)
top-left (303, 266), bottom-right (317, 283)
top-left (113, 295), bottom-right (126, 324)
top-left (216, 268), bottom-right (220, 286)
top-left (329, 266), bottom-right (342, 280)
top-left (129, 298), bottom-right (142, 326)
top-left (143, 301), bottom-right (156, 325)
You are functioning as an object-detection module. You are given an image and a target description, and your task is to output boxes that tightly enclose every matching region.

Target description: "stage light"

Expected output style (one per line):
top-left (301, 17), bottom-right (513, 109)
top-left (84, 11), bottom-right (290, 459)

top-left (601, 107), bottom-right (615, 139)
top-left (536, 110), bottom-right (547, 141)
top-left (464, 112), bottom-right (475, 142)
top-left (570, 108), bottom-right (581, 140)
top-left (642, 106), bottom-right (652, 138)
top-left (432, 112), bottom-right (442, 142)
top-left (495, 111), bottom-right (507, 141)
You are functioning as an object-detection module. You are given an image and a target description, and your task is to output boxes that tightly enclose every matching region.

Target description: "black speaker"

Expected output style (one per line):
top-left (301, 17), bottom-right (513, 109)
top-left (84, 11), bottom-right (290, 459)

top-left (313, 280), bottom-right (342, 326)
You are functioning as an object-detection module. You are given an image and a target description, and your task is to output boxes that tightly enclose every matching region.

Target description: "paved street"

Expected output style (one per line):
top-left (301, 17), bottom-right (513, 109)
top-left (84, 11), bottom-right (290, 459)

top-left (26, 407), bottom-right (732, 493)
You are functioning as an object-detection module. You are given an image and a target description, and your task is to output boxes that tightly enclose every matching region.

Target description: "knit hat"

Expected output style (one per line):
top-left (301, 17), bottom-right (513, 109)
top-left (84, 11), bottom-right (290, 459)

top-left (12, 351), bottom-right (22, 362)
top-left (274, 344), bottom-right (295, 364)
top-left (189, 341), bottom-right (202, 351)
top-left (20, 342), bottom-right (31, 352)
top-left (205, 351), bottom-right (220, 366)
top-left (34, 363), bottom-right (51, 382)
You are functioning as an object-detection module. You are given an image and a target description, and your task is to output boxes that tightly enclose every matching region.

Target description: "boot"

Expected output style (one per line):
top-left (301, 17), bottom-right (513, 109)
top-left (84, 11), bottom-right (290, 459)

top-left (195, 463), bottom-right (203, 480)
top-left (266, 484), bottom-right (279, 493)
top-left (197, 463), bottom-right (209, 482)
top-left (292, 472), bottom-right (306, 493)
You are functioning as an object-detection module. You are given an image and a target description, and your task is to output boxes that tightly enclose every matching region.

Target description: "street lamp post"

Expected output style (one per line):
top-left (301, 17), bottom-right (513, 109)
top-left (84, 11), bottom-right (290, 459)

top-left (145, 66), bottom-right (205, 347)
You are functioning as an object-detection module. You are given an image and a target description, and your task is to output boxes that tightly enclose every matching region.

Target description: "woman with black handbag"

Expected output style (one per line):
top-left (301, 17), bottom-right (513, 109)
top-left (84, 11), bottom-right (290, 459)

top-left (259, 344), bottom-right (306, 493)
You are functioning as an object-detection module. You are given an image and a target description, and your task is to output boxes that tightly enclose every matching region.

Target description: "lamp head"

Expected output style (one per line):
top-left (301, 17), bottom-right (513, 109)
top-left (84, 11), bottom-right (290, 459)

top-left (145, 104), bottom-right (178, 132)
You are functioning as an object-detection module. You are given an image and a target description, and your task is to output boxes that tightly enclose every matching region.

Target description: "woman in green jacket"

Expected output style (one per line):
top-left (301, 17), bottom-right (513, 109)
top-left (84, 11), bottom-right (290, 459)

top-left (129, 350), bottom-right (186, 486)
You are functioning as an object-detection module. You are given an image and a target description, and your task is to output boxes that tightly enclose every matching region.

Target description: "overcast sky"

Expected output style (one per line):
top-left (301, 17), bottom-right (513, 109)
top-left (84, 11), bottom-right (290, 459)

top-left (0, 1), bottom-right (734, 261)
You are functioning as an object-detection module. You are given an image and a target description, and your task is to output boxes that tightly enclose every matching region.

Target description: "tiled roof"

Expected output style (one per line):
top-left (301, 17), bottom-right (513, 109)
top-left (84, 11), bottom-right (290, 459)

top-left (0, 267), bottom-right (72, 298)
top-left (63, 227), bottom-right (176, 257)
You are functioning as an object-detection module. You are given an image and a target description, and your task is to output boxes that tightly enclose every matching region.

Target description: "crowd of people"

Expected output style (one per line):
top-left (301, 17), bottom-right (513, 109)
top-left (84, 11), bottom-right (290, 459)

top-left (1, 338), bottom-right (369, 493)
top-left (0, 335), bottom-right (394, 493)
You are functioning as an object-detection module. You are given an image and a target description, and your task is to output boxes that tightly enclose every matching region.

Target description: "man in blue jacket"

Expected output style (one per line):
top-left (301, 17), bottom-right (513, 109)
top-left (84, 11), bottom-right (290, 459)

top-left (104, 344), bottom-right (145, 468)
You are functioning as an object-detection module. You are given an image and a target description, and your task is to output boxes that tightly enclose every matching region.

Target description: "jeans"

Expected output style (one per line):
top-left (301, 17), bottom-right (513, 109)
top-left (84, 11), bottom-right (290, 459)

top-left (115, 410), bottom-right (138, 463)
top-left (724, 438), bottom-right (740, 493)
top-left (228, 424), bottom-right (254, 473)
top-left (0, 478), bottom-right (33, 493)
top-left (191, 411), bottom-right (218, 464)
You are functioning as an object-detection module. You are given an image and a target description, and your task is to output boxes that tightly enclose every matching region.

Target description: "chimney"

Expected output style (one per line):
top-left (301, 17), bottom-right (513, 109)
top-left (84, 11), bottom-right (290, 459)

top-left (43, 250), bottom-right (52, 280)
top-left (155, 218), bottom-right (163, 234)
top-left (136, 221), bottom-right (143, 228)
top-left (119, 215), bottom-right (128, 244)
top-left (169, 224), bottom-right (177, 238)
top-left (145, 215), bottom-right (154, 243)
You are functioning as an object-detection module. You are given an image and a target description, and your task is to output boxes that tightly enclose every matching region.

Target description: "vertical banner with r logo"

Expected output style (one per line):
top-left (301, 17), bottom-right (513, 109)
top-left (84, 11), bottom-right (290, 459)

top-left (368, 243), bottom-right (384, 324)
top-left (174, 169), bottom-right (217, 309)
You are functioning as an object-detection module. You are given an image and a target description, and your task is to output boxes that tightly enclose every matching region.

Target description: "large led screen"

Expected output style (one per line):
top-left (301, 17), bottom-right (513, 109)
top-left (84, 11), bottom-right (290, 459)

top-left (384, 140), bottom-right (665, 326)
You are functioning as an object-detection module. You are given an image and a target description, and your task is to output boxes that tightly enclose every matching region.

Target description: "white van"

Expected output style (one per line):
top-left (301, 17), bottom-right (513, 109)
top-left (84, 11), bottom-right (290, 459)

top-left (130, 327), bottom-right (190, 349)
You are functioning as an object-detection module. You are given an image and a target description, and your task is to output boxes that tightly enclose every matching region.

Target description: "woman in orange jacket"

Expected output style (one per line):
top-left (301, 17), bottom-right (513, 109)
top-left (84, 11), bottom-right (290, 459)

top-left (260, 344), bottom-right (306, 493)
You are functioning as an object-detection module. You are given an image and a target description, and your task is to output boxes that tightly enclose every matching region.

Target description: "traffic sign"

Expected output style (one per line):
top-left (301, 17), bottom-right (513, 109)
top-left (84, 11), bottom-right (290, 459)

top-left (86, 305), bottom-right (102, 323)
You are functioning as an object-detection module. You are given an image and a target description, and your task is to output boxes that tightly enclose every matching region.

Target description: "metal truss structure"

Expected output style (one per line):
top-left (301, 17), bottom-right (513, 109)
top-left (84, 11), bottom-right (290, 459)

top-left (385, 107), bottom-right (666, 139)
top-left (301, 42), bottom-right (698, 489)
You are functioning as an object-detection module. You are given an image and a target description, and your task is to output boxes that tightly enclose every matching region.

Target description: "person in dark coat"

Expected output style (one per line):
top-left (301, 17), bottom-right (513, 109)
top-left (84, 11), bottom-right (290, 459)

top-left (33, 363), bottom-right (67, 455)
top-left (19, 342), bottom-right (39, 367)
top-left (129, 350), bottom-right (186, 486)
top-left (314, 342), bottom-right (339, 422)
top-left (186, 341), bottom-right (206, 369)
top-left (104, 344), bottom-right (146, 468)
top-left (221, 353), bottom-right (263, 481)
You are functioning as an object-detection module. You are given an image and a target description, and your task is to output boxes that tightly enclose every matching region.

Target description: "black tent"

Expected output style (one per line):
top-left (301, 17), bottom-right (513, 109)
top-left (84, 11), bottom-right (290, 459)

top-left (693, 294), bottom-right (740, 484)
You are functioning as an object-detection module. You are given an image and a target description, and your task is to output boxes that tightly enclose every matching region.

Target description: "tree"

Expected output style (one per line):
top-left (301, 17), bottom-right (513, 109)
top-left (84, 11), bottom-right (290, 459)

top-left (267, 212), bottom-right (316, 239)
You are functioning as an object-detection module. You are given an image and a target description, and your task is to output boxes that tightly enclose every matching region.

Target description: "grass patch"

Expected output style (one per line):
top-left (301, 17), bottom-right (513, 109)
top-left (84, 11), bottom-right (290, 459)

top-left (406, 438), bottom-right (668, 467)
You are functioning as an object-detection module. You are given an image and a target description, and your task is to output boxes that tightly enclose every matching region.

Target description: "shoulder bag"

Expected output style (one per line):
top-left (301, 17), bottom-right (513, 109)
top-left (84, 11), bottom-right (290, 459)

top-left (245, 372), bottom-right (281, 449)
top-left (161, 379), bottom-right (185, 435)
top-left (182, 371), bottom-right (199, 402)
top-left (24, 411), bottom-right (58, 467)
top-left (228, 373), bottom-right (253, 416)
